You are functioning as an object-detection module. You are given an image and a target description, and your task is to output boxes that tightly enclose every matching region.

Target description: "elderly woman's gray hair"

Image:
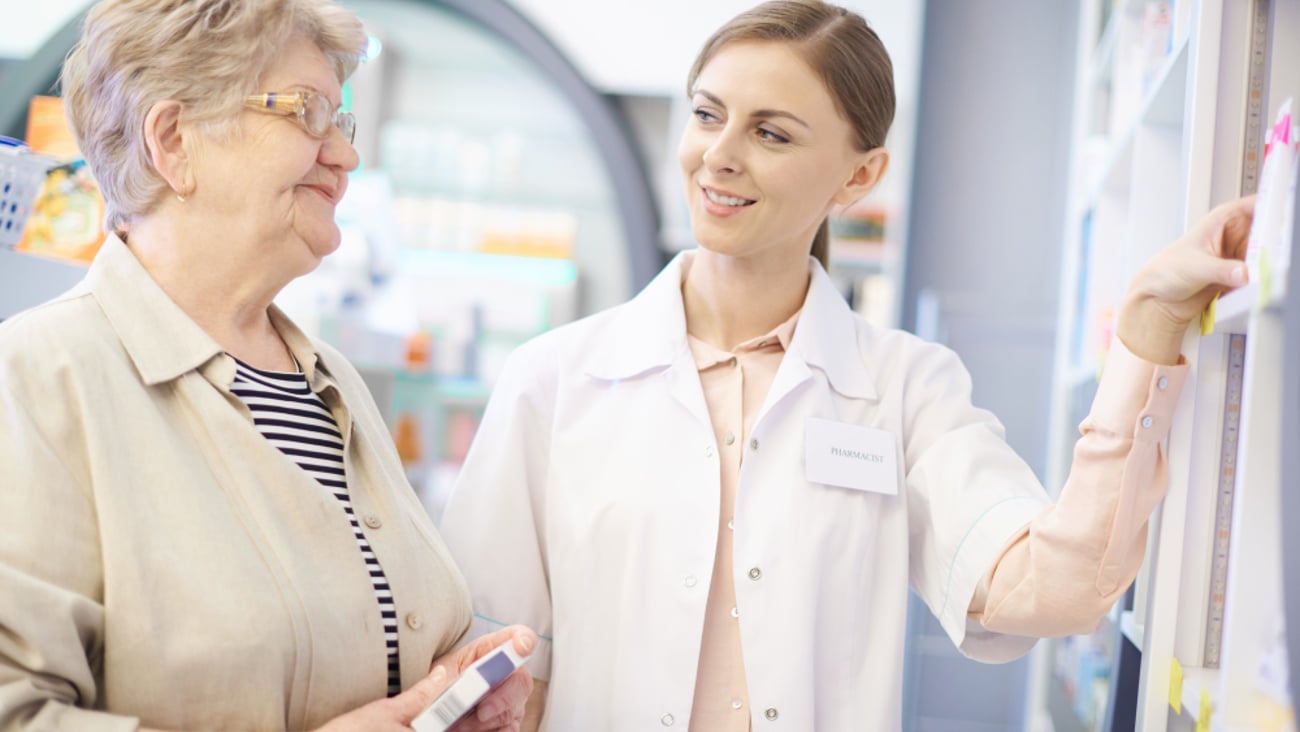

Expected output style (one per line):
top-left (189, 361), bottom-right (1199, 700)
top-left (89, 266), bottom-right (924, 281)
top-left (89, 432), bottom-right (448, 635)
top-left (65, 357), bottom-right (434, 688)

top-left (60, 0), bottom-right (367, 232)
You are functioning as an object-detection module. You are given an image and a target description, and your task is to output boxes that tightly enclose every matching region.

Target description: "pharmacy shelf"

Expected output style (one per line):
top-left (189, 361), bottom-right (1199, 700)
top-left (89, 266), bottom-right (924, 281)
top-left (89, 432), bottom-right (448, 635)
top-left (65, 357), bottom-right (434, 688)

top-left (1035, 1), bottom-right (1300, 731)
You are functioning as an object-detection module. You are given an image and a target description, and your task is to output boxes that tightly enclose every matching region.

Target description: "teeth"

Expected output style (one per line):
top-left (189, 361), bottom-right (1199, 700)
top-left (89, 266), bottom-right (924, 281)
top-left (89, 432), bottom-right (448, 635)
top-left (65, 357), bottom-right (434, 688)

top-left (705, 188), bottom-right (752, 207)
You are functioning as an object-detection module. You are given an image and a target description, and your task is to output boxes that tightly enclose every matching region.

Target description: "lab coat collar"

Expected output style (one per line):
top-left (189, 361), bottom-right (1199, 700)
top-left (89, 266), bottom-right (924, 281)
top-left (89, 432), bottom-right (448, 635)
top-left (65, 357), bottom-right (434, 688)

top-left (791, 258), bottom-right (879, 401)
top-left (584, 251), bottom-right (878, 401)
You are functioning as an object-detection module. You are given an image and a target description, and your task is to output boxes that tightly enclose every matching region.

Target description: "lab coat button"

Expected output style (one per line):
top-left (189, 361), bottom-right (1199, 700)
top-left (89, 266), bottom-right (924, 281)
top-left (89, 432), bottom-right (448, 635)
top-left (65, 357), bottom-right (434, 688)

top-left (725, 432), bottom-right (736, 445)
top-left (1141, 416), bottom-right (1153, 429)
top-left (749, 438), bottom-right (759, 450)
top-left (684, 575), bottom-right (698, 588)
top-left (748, 567), bottom-right (762, 580)
top-left (705, 445), bottom-right (714, 458)
top-left (1157, 376), bottom-right (1169, 390)
top-left (730, 606), bottom-right (740, 618)
top-left (363, 514), bottom-right (382, 529)
top-left (661, 713), bottom-right (675, 726)
top-left (765, 708), bottom-right (778, 720)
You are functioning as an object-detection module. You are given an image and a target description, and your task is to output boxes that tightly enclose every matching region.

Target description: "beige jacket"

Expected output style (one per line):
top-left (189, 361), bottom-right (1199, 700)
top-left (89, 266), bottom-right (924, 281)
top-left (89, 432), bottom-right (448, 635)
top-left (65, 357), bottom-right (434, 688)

top-left (0, 237), bottom-right (472, 731)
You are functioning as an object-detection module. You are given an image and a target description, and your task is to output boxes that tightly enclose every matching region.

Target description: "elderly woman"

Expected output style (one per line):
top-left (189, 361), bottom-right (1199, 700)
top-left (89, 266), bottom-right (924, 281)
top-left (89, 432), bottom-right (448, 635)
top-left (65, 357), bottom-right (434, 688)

top-left (0, 1), bottom-right (533, 730)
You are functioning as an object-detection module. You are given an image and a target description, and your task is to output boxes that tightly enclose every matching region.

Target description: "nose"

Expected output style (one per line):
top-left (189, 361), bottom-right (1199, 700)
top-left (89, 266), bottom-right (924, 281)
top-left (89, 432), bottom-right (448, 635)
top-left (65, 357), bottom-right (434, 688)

top-left (702, 124), bottom-right (744, 175)
top-left (321, 126), bottom-right (360, 173)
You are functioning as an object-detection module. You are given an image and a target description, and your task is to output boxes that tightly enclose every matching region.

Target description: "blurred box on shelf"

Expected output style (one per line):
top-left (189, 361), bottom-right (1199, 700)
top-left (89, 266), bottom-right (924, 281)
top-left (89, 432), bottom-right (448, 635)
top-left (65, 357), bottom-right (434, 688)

top-left (14, 96), bottom-right (106, 264)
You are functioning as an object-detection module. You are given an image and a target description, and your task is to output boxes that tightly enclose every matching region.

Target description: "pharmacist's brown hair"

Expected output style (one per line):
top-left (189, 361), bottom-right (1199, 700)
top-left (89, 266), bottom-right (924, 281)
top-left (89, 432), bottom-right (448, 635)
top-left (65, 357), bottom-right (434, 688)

top-left (61, 0), bottom-right (367, 232)
top-left (686, 0), bottom-right (895, 269)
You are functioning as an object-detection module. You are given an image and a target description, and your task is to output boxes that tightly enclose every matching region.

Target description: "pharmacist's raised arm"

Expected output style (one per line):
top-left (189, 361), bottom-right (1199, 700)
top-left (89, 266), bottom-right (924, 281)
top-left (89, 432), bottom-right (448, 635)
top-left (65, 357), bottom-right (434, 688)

top-left (1116, 195), bottom-right (1255, 365)
top-left (970, 195), bottom-right (1255, 637)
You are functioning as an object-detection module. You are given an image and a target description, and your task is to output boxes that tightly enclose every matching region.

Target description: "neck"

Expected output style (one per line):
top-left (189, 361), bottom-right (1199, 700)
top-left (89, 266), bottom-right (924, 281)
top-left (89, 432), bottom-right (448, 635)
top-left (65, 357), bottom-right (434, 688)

top-left (681, 248), bottom-right (811, 351)
top-left (126, 212), bottom-right (295, 370)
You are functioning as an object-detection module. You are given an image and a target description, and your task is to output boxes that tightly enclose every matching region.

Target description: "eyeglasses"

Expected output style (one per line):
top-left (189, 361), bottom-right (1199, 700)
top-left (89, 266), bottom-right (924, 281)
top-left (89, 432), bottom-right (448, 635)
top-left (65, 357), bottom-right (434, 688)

top-left (244, 91), bottom-right (355, 144)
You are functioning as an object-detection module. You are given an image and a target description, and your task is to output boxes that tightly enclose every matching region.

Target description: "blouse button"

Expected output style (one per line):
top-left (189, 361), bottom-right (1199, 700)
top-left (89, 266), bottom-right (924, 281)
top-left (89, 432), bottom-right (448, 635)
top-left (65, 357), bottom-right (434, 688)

top-left (363, 514), bottom-right (383, 529)
top-left (1141, 416), bottom-right (1153, 429)
top-left (1157, 376), bottom-right (1169, 390)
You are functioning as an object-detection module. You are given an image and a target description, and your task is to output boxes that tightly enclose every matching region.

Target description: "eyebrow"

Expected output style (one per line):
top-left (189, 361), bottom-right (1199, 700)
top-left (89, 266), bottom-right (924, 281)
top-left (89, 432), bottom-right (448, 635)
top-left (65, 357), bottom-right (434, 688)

top-left (693, 89), bottom-right (811, 130)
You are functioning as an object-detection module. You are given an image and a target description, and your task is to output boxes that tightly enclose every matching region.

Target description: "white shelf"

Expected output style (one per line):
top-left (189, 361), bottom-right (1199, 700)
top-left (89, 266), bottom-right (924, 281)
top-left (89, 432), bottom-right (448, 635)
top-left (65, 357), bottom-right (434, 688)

top-left (1039, 3), bottom-right (1300, 731)
top-left (1213, 278), bottom-right (1290, 334)
top-left (1121, 609), bottom-right (1144, 649)
top-left (1178, 665), bottom-right (1219, 724)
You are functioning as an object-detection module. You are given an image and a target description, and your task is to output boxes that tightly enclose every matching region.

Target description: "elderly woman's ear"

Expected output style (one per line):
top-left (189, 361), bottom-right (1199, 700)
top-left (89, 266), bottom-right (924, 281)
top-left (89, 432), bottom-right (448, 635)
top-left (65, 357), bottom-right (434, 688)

top-left (143, 99), bottom-right (193, 201)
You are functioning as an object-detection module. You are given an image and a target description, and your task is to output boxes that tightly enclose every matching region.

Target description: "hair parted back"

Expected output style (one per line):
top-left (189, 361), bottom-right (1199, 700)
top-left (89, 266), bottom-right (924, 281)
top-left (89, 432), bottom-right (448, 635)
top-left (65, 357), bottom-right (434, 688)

top-left (61, 0), bottom-right (367, 232)
top-left (686, 0), bottom-right (895, 269)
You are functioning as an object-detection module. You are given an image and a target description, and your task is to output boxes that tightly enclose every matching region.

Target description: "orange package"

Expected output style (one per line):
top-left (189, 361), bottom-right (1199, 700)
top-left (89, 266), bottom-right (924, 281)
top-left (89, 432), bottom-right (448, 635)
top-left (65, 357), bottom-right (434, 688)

top-left (16, 96), bottom-right (106, 264)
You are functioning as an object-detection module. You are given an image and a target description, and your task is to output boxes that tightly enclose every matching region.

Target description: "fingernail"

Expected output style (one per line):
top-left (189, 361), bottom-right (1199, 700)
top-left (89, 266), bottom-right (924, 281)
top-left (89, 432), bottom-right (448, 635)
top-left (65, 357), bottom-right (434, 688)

top-left (1233, 265), bottom-right (1247, 284)
top-left (430, 665), bottom-right (446, 684)
top-left (520, 633), bottom-right (536, 654)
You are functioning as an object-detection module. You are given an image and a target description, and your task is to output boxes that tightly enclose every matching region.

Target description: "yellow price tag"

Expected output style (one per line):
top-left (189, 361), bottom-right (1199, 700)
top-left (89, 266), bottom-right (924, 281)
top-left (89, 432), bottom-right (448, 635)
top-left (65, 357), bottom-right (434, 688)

top-left (1258, 249), bottom-right (1273, 308)
top-left (1170, 657), bottom-right (1184, 714)
top-left (1201, 295), bottom-right (1218, 336)
top-left (1195, 688), bottom-right (1213, 732)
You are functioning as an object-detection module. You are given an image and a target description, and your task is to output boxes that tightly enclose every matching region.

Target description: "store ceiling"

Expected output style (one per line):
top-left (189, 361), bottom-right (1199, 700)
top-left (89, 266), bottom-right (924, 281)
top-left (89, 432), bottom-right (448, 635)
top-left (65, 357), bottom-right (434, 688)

top-left (3, 0), bottom-right (922, 105)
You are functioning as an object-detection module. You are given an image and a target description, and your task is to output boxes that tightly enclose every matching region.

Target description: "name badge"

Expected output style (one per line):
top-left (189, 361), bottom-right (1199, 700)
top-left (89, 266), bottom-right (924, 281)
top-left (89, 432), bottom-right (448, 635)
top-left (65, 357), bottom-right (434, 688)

top-left (804, 417), bottom-right (899, 495)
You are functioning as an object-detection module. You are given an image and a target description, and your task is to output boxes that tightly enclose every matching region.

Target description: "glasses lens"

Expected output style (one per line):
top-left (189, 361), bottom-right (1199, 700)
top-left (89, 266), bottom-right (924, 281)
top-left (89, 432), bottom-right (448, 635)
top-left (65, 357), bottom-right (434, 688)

top-left (338, 112), bottom-right (356, 144)
top-left (303, 94), bottom-right (334, 137)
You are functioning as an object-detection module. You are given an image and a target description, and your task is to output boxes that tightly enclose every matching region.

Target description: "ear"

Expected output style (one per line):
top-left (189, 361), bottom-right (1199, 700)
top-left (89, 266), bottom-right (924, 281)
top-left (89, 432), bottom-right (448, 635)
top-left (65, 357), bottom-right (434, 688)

top-left (832, 147), bottom-right (889, 206)
top-left (142, 99), bottom-right (192, 196)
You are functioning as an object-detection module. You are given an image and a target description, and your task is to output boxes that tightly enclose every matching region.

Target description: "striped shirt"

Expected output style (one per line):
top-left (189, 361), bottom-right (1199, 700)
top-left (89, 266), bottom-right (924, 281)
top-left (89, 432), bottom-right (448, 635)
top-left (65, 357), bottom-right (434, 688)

top-left (229, 357), bottom-right (401, 697)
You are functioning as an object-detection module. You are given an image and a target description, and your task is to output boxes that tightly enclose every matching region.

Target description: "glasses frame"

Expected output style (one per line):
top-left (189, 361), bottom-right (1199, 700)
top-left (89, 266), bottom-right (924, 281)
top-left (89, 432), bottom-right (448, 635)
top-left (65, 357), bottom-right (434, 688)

top-left (244, 91), bottom-right (355, 144)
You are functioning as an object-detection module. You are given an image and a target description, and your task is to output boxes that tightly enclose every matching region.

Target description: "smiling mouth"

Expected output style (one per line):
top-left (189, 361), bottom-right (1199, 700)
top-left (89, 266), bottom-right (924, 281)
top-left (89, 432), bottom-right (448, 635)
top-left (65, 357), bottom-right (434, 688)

top-left (302, 184), bottom-right (339, 204)
top-left (703, 187), bottom-right (755, 207)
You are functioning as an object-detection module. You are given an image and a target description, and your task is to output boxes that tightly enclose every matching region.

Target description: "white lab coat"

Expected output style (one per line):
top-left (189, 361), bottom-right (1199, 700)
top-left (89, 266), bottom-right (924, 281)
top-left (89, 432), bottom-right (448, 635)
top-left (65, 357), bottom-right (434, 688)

top-left (441, 253), bottom-right (1050, 731)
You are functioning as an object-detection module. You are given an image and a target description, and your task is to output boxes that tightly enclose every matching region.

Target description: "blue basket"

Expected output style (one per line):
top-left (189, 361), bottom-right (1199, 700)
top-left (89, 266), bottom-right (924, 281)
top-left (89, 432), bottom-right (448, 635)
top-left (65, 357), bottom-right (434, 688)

top-left (0, 137), bottom-right (53, 248)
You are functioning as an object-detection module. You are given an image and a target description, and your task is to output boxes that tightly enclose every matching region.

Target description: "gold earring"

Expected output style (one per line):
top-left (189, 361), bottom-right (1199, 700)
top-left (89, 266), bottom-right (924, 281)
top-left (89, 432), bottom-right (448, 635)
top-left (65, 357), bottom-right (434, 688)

top-left (176, 185), bottom-right (190, 203)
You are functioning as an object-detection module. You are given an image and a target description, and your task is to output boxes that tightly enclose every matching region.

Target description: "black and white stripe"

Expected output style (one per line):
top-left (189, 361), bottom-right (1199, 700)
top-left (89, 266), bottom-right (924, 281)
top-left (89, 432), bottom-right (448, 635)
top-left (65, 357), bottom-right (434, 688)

top-left (230, 357), bottom-right (402, 697)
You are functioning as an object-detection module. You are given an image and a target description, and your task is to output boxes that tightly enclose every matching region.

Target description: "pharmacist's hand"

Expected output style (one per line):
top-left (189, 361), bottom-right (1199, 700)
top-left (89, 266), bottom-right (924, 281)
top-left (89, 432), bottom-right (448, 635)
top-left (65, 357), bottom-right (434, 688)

top-left (1117, 195), bottom-right (1255, 364)
top-left (312, 665), bottom-right (457, 731)
top-left (435, 625), bottom-right (537, 731)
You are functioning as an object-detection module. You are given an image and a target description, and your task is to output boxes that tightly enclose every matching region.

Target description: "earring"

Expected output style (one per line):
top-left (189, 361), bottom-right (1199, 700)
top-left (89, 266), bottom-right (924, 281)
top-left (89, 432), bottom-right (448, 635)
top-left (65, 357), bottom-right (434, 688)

top-left (176, 185), bottom-right (191, 203)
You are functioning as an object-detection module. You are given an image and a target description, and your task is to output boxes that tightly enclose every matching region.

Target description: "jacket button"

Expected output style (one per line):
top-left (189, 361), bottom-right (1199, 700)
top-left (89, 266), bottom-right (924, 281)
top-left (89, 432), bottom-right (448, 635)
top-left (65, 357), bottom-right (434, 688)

top-left (405, 612), bottom-right (423, 630)
top-left (748, 567), bottom-right (762, 580)
top-left (661, 713), bottom-right (675, 726)
top-left (765, 707), bottom-right (779, 721)
top-left (363, 514), bottom-right (383, 529)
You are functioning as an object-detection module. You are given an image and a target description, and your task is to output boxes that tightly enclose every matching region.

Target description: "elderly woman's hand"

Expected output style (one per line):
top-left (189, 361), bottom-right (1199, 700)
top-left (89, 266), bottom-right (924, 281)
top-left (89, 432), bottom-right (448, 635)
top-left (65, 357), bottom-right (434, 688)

top-left (314, 625), bottom-right (536, 732)
top-left (438, 626), bottom-right (537, 731)
top-left (1116, 195), bottom-right (1255, 365)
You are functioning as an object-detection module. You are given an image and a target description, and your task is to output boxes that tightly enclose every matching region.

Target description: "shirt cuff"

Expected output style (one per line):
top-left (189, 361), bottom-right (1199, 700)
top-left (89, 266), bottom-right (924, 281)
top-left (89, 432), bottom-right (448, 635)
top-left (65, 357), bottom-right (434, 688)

top-left (1091, 337), bottom-right (1188, 438)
